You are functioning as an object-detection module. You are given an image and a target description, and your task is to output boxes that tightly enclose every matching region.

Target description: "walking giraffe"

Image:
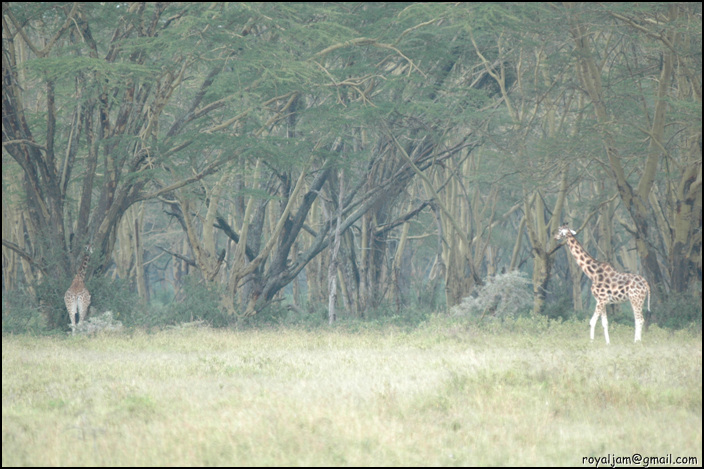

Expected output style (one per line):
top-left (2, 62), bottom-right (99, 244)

top-left (64, 245), bottom-right (93, 334)
top-left (554, 224), bottom-right (650, 344)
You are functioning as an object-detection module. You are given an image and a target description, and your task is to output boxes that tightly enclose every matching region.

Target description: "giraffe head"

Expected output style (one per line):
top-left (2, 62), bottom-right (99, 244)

top-left (554, 223), bottom-right (576, 241)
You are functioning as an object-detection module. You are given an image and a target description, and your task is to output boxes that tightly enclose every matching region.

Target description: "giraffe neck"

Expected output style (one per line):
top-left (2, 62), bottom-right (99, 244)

top-left (565, 236), bottom-right (603, 280)
top-left (76, 252), bottom-right (90, 282)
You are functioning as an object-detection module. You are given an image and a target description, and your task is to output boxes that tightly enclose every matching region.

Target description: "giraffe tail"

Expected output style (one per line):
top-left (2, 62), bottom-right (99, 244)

top-left (642, 284), bottom-right (653, 332)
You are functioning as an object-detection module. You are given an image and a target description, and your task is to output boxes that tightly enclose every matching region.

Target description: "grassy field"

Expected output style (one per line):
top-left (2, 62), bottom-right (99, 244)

top-left (2, 317), bottom-right (702, 466)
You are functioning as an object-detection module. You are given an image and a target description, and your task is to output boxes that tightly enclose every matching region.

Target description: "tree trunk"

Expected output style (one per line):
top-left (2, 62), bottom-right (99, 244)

top-left (327, 170), bottom-right (345, 324)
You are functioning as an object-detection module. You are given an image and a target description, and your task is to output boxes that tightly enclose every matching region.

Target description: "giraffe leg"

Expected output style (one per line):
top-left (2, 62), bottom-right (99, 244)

top-left (589, 308), bottom-right (600, 342)
top-left (78, 295), bottom-right (90, 328)
top-left (591, 302), bottom-right (609, 344)
top-left (601, 313), bottom-right (610, 345)
top-left (77, 301), bottom-right (85, 328)
top-left (634, 318), bottom-right (643, 342)
top-left (632, 303), bottom-right (644, 343)
top-left (66, 297), bottom-right (77, 335)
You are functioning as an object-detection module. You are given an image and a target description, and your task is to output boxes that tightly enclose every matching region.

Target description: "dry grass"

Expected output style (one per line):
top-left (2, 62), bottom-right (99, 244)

top-left (2, 318), bottom-right (701, 466)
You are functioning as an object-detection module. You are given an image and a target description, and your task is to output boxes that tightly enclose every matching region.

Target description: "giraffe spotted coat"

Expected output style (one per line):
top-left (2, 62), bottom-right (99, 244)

top-left (64, 246), bottom-right (92, 334)
top-left (555, 224), bottom-right (650, 344)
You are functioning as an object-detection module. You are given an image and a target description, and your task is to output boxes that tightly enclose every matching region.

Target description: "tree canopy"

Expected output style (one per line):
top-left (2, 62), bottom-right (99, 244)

top-left (2, 3), bottom-right (701, 330)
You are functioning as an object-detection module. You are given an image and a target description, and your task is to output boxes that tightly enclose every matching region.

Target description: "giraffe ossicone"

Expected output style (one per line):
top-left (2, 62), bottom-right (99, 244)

top-left (554, 224), bottom-right (650, 344)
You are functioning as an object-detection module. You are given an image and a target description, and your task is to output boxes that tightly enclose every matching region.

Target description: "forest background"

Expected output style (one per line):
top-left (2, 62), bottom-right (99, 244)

top-left (2, 2), bottom-right (701, 332)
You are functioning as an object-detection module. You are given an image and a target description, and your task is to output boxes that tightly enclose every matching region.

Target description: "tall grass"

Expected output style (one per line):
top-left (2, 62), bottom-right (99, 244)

top-left (2, 318), bottom-right (701, 466)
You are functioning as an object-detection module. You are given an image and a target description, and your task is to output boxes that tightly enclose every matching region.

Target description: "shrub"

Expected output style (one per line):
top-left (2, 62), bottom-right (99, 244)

top-left (541, 293), bottom-right (576, 321)
top-left (33, 270), bottom-right (71, 331)
top-left (653, 289), bottom-right (702, 330)
top-left (74, 311), bottom-right (124, 335)
top-left (87, 276), bottom-right (140, 327)
top-left (450, 270), bottom-right (533, 320)
top-left (164, 275), bottom-right (231, 328)
top-left (2, 287), bottom-right (48, 334)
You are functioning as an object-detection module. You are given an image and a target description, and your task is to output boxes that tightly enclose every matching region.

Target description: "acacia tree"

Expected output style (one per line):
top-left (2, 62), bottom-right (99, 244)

top-left (3, 3), bottom-right (699, 326)
top-left (2, 4), bottom-right (242, 271)
top-left (2, 3), bottom-right (330, 328)
top-left (463, 3), bottom-right (701, 318)
top-left (563, 3), bottom-right (701, 299)
top-left (157, 3), bottom-right (499, 316)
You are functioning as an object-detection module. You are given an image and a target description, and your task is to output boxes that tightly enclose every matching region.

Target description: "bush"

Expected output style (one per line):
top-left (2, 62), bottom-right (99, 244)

top-left (450, 271), bottom-right (533, 321)
top-left (653, 289), bottom-right (702, 330)
top-left (163, 276), bottom-right (231, 328)
top-left (33, 270), bottom-right (72, 331)
top-left (7, 274), bottom-right (140, 334)
top-left (541, 293), bottom-right (576, 322)
top-left (74, 311), bottom-right (124, 335)
top-left (2, 287), bottom-right (48, 334)
top-left (87, 276), bottom-right (140, 327)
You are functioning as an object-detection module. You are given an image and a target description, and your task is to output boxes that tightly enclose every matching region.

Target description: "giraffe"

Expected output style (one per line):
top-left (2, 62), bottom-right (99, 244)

top-left (64, 245), bottom-right (93, 334)
top-left (554, 224), bottom-right (650, 344)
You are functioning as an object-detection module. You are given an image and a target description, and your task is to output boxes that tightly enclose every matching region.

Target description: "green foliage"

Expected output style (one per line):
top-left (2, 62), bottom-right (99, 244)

top-left (87, 276), bottom-right (140, 327)
top-left (3, 2), bottom-right (700, 327)
top-left (542, 289), bottom-right (578, 322)
top-left (24, 56), bottom-right (159, 83)
top-left (235, 299), bottom-right (438, 331)
top-left (1, 272), bottom-right (140, 335)
top-left (358, 302), bottom-right (436, 330)
top-left (33, 269), bottom-right (74, 333)
top-left (159, 275), bottom-right (231, 328)
top-left (1, 288), bottom-right (48, 335)
top-left (236, 301), bottom-right (299, 329)
top-left (654, 290), bottom-right (703, 331)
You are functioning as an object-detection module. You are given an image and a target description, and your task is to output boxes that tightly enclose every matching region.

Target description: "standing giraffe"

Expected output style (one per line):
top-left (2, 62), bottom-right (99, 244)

top-left (64, 245), bottom-right (93, 334)
top-left (554, 224), bottom-right (650, 344)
